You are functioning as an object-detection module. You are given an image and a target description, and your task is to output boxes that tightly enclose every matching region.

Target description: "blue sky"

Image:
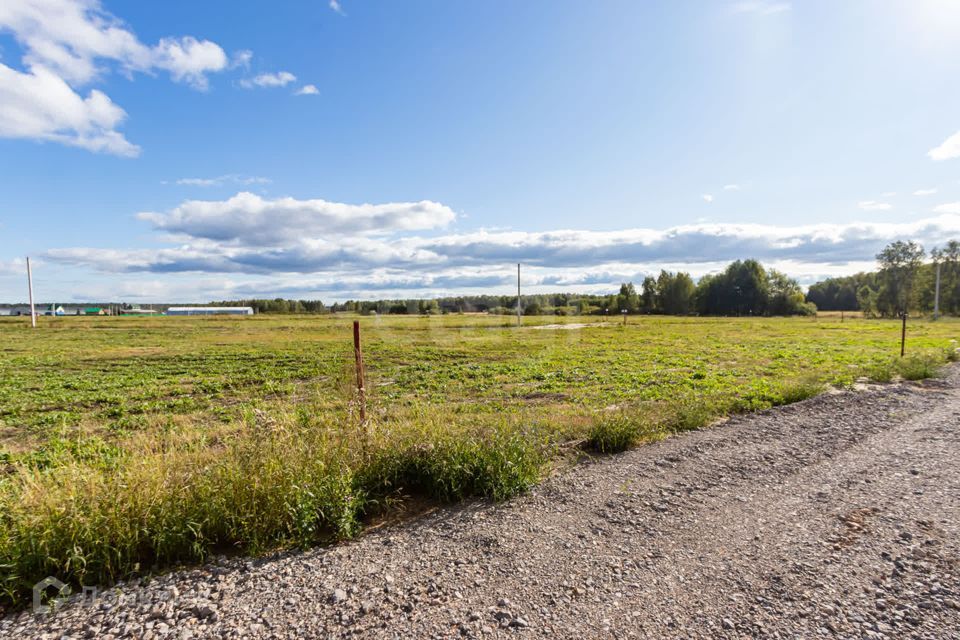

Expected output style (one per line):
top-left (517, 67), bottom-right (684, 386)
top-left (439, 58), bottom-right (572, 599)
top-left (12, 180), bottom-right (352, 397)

top-left (2, 0), bottom-right (960, 303)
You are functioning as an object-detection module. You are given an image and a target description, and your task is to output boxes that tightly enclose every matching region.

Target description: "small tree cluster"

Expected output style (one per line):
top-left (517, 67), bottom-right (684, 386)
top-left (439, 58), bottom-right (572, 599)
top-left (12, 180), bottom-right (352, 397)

top-left (694, 260), bottom-right (813, 316)
top-left (807, 240), bottom-right (954, 317)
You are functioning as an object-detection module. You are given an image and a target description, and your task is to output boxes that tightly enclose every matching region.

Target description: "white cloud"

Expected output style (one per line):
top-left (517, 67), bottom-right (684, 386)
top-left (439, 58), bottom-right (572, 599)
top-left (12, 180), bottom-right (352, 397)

top-left (880, 191), bottom-right (897, 197)
top-left (0, 0), bottom-right (236, 154)
top-left (174, 175), bottom-right (271, 187)
top-left (722, 184), bottom-right (741, 191)
top-left (934, 202), bottom-right (960, 214)
top-left (732, 1), bottom-right (791, 16)
top-left (295, 84), bottom-right (319, 96)
top-left (913, 188), bottom-right (938, 196)
top-left (928, 130), bottom-right (960, 161)
top-left (0, 257), bottom-right (28, 276)
top-left (151, 37), bottom-right (228, 90)
top-left (0, 62), bottom-right (139, 156)
top-left (857, 200), bottom-right (892, 211)
top-left (231, 50), bottom-right (253, 69)
top-left (136, 191), bottom-right (458, 244)
top-left (702, 194), bottom-right (714, 203)
top-left (44, 190), bottom-right (960, 288)
top-left (21, 254), bottom-right (893, 303)
top-left (329, 0), bottom-right (345, 15)
top-left (239, 71), bottom-right (296, 89)
top-left (0, 1), bottom-right (229, 86)
top-left (32, 209), bottom-right (960, 301)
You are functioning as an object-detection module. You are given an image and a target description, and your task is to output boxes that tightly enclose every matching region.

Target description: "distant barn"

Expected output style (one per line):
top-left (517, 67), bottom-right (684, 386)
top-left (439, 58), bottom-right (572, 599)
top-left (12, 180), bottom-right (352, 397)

top-left (166, 307), bottom-right (255, 316)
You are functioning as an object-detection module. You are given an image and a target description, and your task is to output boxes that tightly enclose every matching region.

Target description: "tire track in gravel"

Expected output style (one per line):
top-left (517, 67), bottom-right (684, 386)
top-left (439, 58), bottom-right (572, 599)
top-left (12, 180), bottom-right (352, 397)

top-left (5, 370), bottom-right (959, 639)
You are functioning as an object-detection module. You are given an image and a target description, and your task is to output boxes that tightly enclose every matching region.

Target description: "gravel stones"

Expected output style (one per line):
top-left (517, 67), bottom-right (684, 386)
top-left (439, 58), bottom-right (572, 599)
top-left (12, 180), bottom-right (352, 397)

top-left (4, 369), bottom-right (960, 638)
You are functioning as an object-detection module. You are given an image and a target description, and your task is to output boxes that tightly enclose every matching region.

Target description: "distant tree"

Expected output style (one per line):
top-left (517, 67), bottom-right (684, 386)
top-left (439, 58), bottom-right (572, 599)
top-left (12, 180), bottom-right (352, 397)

top-left (640, 276), bottom-right (657, 313)
top-left (806, 275), bottom-right (862, 311)
top-left (932, 240), bottom-right (960, 314)
top-left (876, 241), bottom-right (925, 315)
top-left (695, 259), bottom-right (768, 315)
top-left (766, 269), bottom-right (813, 316)
top-left (616, 282), bottom-right (640, 313)
top-left (656, 270), bottom-right (695, 315)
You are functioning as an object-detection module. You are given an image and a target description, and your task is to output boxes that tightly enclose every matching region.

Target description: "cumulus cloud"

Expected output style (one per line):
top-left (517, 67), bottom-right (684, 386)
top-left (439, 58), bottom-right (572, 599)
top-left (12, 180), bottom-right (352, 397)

top-left (0, 62), bottom-right (139, 155)
top-left (914, 188), bottom-right (938, 196)
top-left (239, 71), bottom-right (296, 89)
top-left (136, 192), bottom-right (458, 244)
top-left (43, 188), bottom-right (960, 288)
top-left (35, 209), bottom-right (960, 302)
top-left (22, 255), bottom-right (892, 303)
top-left (295, 84), bottom-right (319, 96)
top-left (858, 200), bottom-right (892, 211)
top-left (0, 0), bottom-right (237, 154)
top-left (0, 0), bottom-right (230, 85)
top-left (151, 37), bottom-right (228, 90)
top-left (928, 130), bottom-right (960, 161)
top-left (702, 194), bottom-right (714, 203)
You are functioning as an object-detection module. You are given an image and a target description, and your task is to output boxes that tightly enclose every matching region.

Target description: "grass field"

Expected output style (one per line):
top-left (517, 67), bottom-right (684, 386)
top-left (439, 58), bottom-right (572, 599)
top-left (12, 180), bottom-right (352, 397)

top-left (0, 313), bottom-right (957, 606)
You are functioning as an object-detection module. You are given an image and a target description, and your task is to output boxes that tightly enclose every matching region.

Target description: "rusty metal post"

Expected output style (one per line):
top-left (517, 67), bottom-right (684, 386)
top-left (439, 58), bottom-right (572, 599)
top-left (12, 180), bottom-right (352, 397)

top-left (353, 320), bottom-right (366, 422)
top-left (900, 311), bottom-right (907, 357)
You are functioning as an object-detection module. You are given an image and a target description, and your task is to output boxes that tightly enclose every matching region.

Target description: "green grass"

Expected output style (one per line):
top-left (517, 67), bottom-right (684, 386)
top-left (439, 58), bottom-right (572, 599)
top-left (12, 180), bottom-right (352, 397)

top-left (0, 313), bottom-right (956, 607)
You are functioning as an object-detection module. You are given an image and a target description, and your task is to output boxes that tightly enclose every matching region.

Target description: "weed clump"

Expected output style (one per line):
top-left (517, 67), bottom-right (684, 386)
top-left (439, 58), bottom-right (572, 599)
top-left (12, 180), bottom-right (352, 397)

top-left (865, 353), bottom-right (945, 383)
top-left (586, 414), bottom-right (645, 453)
top-left (896, 354), bottom-right (941, 381)
top-left (363, 423), bottom-right (548, 502)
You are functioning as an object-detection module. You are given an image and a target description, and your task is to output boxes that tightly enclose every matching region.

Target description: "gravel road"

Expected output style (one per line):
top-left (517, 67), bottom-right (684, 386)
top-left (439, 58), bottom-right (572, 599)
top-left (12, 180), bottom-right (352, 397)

top-left (5, 369), bottom-right (959, 639)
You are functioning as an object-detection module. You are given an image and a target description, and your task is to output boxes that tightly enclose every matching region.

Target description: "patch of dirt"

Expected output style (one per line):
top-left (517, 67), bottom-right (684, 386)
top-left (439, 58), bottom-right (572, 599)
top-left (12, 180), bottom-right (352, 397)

top-left (529, 322), bottom-right (608, 330)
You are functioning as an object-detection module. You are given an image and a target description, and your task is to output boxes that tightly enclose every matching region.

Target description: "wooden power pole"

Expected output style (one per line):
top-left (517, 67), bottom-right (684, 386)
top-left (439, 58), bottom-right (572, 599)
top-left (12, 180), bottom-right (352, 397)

top-left (26, 257), bottom-right (36, 328)
top-left (934, 261), bottom-right (941, 321)
top-left (517, 263), bottom-right (521, 328)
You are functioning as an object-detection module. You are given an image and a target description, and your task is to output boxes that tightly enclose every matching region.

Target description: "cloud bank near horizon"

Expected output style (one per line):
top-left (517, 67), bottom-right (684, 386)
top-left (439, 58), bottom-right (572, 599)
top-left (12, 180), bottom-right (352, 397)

top-left (9, 191), bottom-right (955, 302)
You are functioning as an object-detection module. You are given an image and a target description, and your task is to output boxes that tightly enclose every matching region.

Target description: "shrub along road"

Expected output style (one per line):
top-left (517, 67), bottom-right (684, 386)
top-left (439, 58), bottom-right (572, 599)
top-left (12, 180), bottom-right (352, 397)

top-left (6, 368), bottom-right (960, 639)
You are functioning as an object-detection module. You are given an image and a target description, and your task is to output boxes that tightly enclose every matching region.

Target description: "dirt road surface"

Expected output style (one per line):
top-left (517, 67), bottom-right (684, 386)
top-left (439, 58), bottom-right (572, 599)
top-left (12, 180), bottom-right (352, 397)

top-left (5, 368), bottom-right (959, 639)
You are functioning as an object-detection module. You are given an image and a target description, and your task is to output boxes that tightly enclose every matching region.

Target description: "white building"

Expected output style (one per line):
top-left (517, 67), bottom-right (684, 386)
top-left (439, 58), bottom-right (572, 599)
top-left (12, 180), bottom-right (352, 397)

top-left (166, 307), bottom-right (254, 316)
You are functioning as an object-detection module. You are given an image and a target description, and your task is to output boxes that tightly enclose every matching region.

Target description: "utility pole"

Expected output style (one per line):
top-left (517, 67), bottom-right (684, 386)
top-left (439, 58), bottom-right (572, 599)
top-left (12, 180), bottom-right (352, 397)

top-left (517, 263), bottom-right (521, 327)
top-left (934, 261), bottom-right (941, 321)
top-left (26, 257), bottom-right (36, 328)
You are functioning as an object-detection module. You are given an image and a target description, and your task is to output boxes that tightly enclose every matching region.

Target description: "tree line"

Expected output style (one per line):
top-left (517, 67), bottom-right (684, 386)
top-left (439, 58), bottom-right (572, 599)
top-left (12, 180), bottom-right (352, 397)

top-left (806, 240), bottom-right (949, 317)
top-left (207, 299), bottom-right (327, 314)
top-left (209, 258), bottom-right (813, 316)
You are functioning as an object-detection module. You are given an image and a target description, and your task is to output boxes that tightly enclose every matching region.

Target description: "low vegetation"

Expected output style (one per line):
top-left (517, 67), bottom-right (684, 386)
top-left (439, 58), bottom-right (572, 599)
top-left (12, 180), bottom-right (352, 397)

top-left (0, 313), bottom-right (956, 607)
